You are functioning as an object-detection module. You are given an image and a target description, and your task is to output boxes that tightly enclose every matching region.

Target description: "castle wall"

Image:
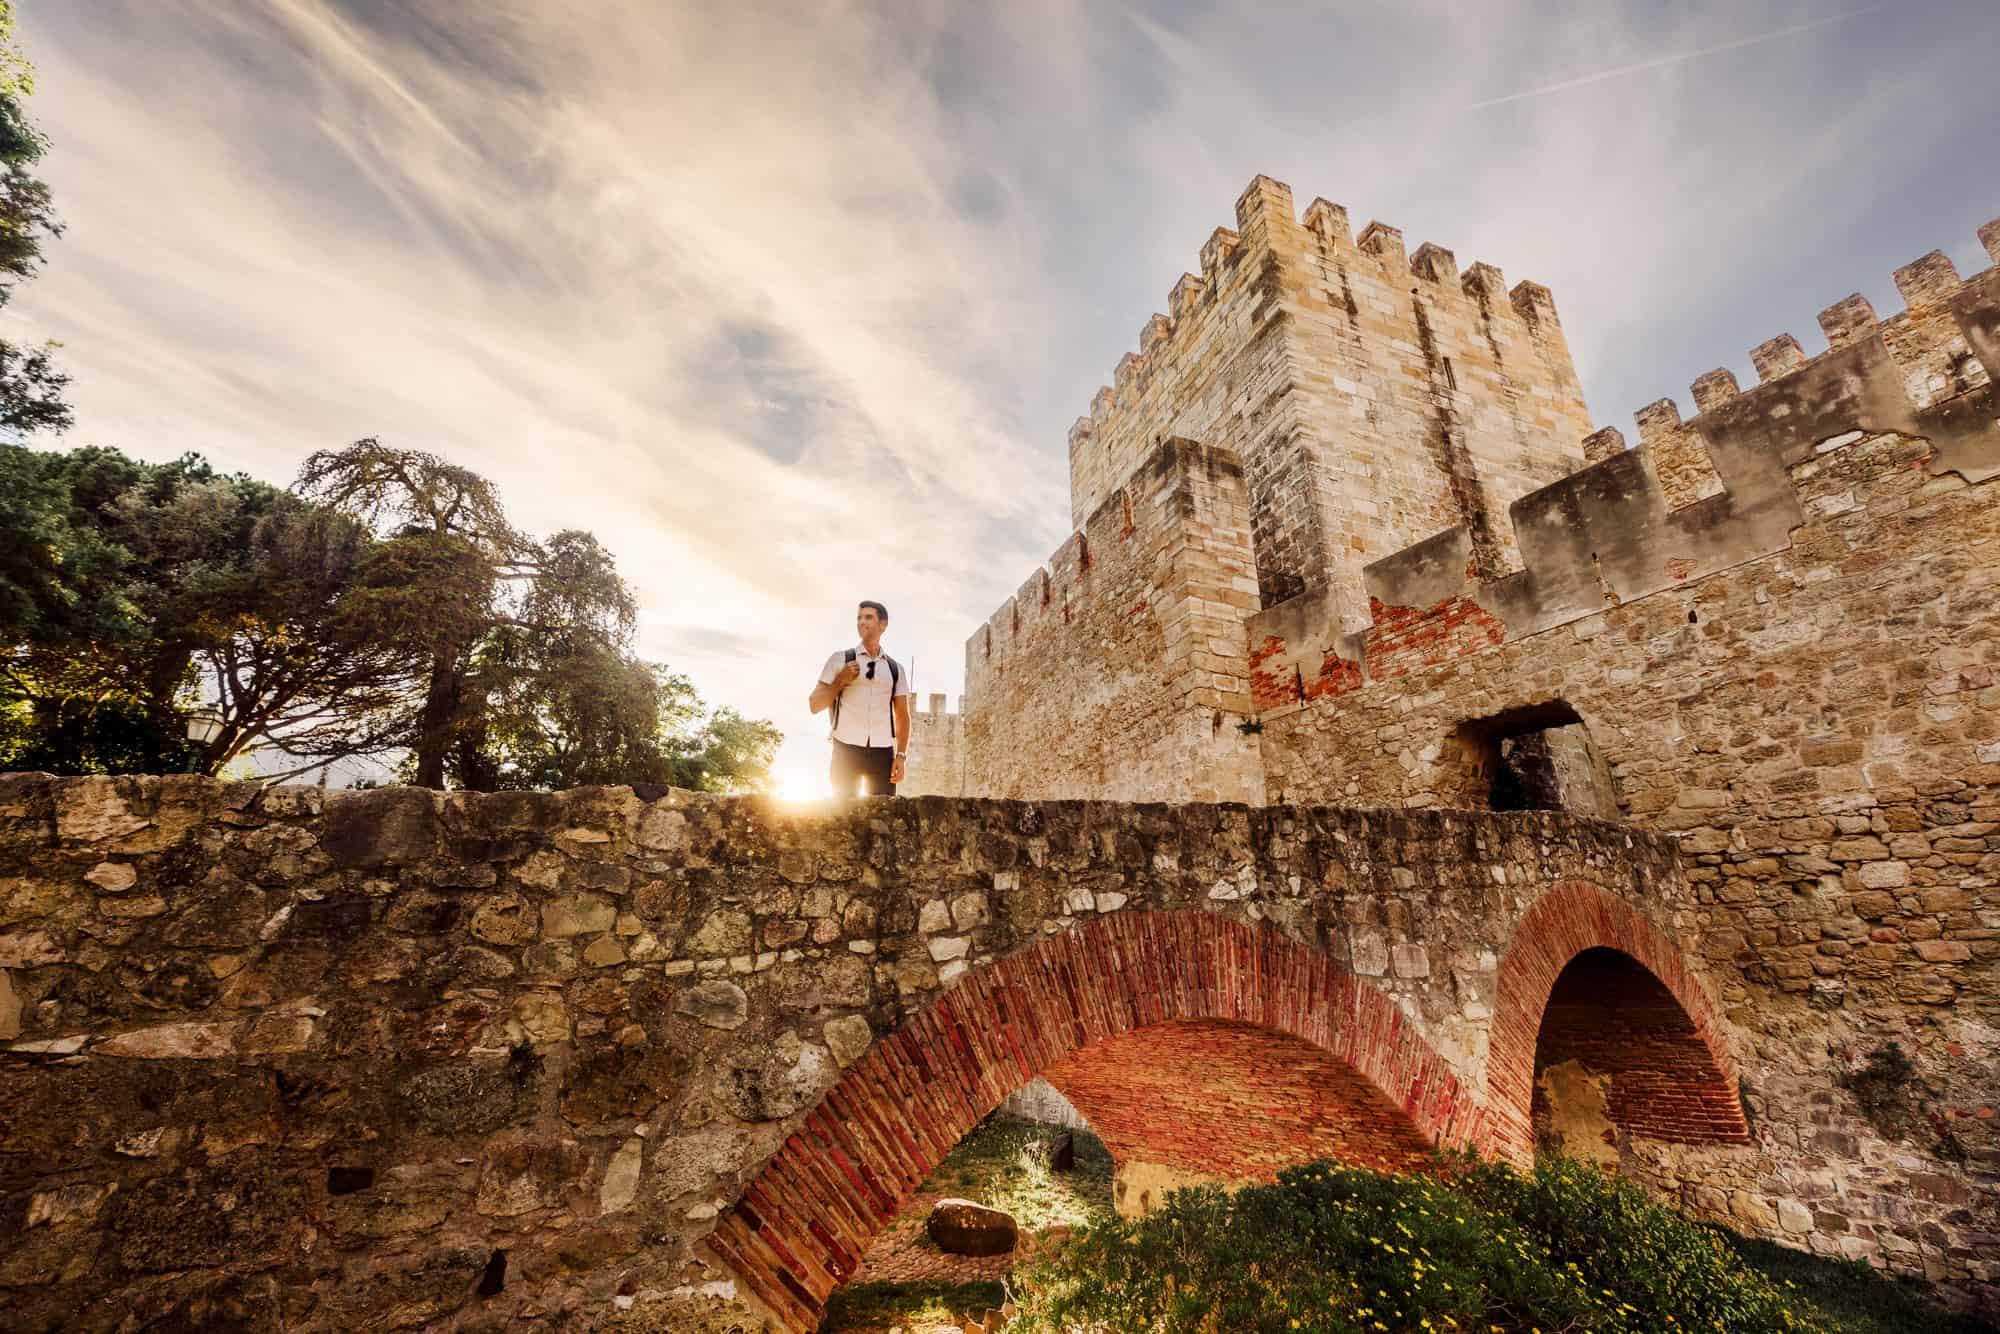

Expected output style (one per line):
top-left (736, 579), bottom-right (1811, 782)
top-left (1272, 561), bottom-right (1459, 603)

top-left (893, 694), bottom-right (963, 799)
top-left (1283, 193), bottom-right (1591, 605)
top-left (1064, 176), bottom-right (1590, 623)
top-left (1250, 236), bottom-right (2000, 1288)
top-left (1064, 181), bottom-right (1329, 607)
top-left (960, 437), bottom-right (1263, 804)
top-left (0, 775), bottom-right (1691, 1330)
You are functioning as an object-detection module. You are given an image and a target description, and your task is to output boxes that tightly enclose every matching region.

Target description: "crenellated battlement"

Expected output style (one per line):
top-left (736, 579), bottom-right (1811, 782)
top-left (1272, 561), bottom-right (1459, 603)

top-left (1066, 174), bottom-right (1592, 622)
top-left (964, 437), bottom-right (1262, 804)
top-left (1575, 217), bottom-right (2000, 519)
top-left (1243, 214), bottom-right (2000, 712)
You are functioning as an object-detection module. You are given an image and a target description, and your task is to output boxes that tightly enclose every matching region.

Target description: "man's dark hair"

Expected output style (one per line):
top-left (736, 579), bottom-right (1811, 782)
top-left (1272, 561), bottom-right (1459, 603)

top-left (858, 600), bottom-right (889, 622)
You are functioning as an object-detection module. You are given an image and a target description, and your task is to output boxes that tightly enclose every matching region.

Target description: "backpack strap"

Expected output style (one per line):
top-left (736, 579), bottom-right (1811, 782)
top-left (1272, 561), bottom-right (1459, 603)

top-left (886, 656), bottom-right (902, 739)
top-left (830, 648), bottom-right (858, 730)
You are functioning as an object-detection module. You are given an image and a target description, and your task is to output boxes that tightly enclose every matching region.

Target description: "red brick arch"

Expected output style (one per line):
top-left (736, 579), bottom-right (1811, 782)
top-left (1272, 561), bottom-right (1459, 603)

top-left (1488, 880), bottom-right (1746, 1165)
top-left (706, 909), bottom-right (1487, 1330)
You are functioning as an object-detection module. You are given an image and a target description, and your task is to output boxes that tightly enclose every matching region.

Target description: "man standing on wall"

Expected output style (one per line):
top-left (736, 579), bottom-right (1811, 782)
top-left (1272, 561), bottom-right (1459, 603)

top-left (809, 600), bottom-right (913, 798)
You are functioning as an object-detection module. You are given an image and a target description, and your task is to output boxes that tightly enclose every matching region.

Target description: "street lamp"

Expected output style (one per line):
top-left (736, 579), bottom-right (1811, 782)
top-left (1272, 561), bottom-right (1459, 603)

top-left (185, 708), bottom-right (225, 746)
top-left (185, 708), bottom-right (225, 774)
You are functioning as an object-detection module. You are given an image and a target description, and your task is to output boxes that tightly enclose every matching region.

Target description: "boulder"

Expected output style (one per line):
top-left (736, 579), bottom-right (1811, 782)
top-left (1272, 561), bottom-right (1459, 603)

top-left (925, 1198), bottom-right (1017, 1256)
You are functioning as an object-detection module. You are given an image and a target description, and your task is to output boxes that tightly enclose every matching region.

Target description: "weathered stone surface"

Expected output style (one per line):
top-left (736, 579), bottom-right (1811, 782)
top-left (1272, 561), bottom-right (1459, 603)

top-left (560, 1043), bottom-right (683, 1124)
top-left (401, 1060), bottom-right (526, 1135)
top-left (476, 1136), bottom-right (588, 1217)
top-left (541, 893), bottom-right (617, 939)
top-left (823, 1013), bottom-right (873, 1067)
top-left (600, 1136), bottom-right (643, 1214)
top-left (719, 1032), bottom-right (834, 1121)
top-left (689, 909), bottom-right (753, 957)
top-left (323, 787), bottom-right (438, 868)
top-left (674, 979), bottom-right (749, 1030)
top-left (95, 1020), bottom-right (240, 1060)
top-left (0, 929), bottom-right (64, 967)
top-left (85, 861), bottom-right (138, 893)
top-left (925, 1198), bottom-right (1018, 1256)
top-left (633, 803), bottom-right (687, 851)
top-left (56, 776), bottom-right (151, 843)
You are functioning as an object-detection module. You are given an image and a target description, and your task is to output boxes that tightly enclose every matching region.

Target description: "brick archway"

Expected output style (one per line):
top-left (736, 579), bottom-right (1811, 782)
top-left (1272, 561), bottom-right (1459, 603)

top-left (706, 909), bottom-right (1487, 1330)
top-left (1488, 880), bottom-right (1746, 1165)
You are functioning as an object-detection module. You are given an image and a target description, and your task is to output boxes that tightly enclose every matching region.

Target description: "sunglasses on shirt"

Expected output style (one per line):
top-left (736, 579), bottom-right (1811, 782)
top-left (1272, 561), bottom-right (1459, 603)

top-left (864, 660), bottom-right (877, 679)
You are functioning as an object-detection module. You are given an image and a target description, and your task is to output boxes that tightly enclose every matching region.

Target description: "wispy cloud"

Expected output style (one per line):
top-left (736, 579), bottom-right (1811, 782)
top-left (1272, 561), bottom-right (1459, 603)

top-left (1465, 7), bottom-right (1880, 110)
top-left (11, 0), bottom-right (1992, 795)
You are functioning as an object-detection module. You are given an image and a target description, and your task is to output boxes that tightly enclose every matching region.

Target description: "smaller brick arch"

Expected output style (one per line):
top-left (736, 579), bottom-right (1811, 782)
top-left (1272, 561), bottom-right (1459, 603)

top-left (1488, 880), bottom-right (1747, 1165)
top-left (706, 910), bottom-right (1486, 1331)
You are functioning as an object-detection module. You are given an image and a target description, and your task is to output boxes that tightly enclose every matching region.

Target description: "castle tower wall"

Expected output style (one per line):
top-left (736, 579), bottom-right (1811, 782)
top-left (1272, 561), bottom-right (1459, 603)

top-left (895, 693), bottom-right (965, 798)
top-left (962, 438), bottom-right (1262, 803)
top-left (1067, 176), bottom-right (1591, 627)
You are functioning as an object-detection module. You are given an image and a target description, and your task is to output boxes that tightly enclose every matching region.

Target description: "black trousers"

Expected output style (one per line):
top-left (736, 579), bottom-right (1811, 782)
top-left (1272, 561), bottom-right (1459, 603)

top-left (830, 740), bottom-right (896, 798)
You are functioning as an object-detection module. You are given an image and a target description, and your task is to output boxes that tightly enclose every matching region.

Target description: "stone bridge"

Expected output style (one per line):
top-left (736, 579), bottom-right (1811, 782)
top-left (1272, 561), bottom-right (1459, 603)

top-left (0, 774), bottom-right (1760, 1332)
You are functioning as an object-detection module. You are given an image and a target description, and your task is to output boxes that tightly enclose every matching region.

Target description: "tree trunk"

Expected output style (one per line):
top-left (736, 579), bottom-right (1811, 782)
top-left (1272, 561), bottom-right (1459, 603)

top-left (413, 653), bottom-right (460, 789)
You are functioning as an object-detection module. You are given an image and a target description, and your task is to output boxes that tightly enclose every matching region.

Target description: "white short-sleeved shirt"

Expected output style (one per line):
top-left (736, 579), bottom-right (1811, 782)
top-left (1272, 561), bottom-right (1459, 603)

top-left (819, 645), bottom-right (912, 748)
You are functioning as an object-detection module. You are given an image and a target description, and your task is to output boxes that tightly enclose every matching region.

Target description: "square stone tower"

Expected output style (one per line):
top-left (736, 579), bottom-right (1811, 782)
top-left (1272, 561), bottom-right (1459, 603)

top-left (1066, 176), bottom-right (1592, 628)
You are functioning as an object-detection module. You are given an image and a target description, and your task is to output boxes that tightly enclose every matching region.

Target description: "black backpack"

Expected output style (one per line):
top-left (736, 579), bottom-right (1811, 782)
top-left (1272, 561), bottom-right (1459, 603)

top-left (830, 648), bottom-right (902, 737)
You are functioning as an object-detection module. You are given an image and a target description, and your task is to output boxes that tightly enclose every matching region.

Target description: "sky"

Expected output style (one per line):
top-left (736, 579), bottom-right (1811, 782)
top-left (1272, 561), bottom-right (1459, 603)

top-left (9, 0), bottom-right (1999, 799)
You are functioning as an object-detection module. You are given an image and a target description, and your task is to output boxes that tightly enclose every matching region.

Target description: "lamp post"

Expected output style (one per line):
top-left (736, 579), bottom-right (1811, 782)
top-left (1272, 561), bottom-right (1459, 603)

top-left (185, 707), bottom-right (225, 775)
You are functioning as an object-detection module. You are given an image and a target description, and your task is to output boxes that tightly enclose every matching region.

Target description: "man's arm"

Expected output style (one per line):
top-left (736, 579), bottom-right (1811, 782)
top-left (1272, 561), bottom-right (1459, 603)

top-left (890, 693), bottom-right (913, 782)
top-left (809, 657), bottom-right (860, 714)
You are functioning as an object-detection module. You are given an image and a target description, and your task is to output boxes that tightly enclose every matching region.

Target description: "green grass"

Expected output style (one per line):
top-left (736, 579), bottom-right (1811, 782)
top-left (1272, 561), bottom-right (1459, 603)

top-left (916, 1117), bottom-right (1115, 1236)
top-left (817, 1117), bottom-right (1113, 1331)
top-left (822, 1134), bottom-right (1994, 1333)
top-left (820, 1279), bottom-right (1007, 1333)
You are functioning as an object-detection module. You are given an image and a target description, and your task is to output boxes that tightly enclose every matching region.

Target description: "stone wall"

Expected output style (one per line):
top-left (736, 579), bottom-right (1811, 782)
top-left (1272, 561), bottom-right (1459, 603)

top-left (1, 774), bottom-right (1719, 1331)
top-left (1249, 240), bottom-right (2000, 1292)
top-left (993, 1076), bottom-right (1087, 1131)
top-left (893, 694), bottom-right (964, 800)
top-left (960, 437), bottom-right (1264, 804)
top-left (1064, 176), bottom-right (1591, 617)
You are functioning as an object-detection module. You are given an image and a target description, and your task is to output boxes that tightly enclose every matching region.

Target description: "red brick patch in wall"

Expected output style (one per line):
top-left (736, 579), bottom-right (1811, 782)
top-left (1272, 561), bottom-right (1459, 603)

top-left (1363, 595), bottom-right (1509, 681)
top-left (1309, 652), bottom-right (1364, 700)
top-left (1047, 1018), bottom-right (1436, 1181)
top-left (706, 910), bottom-right (1487, 1332)
top-left (1249, 634), bottom-right (1296, 709)
top-left (1531, 948), bottom-right (1746, 1146)
top-left (1486, 881), bottom-right (1746, 1166)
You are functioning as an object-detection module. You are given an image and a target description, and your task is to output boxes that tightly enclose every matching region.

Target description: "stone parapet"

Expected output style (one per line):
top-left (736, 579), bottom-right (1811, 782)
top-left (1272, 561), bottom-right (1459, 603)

top-left (0, 775), bottom-right (1698, 1330)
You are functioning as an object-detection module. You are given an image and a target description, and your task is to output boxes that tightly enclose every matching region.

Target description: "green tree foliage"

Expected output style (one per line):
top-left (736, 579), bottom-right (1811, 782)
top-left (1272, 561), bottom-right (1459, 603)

top-left (3, 442), bottom-right (778, 791)
top-left (656, 670), bottom-right (782, 793)
top-left (295, 439), bottom-right (639, 788)
top-left (3, 439), bottom-right (775, 789)
top-left (0, 448), bottom-right (284, 774)
top-left (1013, 1157), bottom-right (1833, 1334)
top-left (0, 0), bottom-right (69, 437)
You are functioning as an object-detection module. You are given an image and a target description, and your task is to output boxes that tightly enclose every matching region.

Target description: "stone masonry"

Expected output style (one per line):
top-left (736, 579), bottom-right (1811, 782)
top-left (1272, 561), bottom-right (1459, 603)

top-left (950, 181), bottom-right (2000, 1305)
top-left (890, 694), bottom-right (964, 801)
top-left (1, 774), bottom-right (1725, 1331)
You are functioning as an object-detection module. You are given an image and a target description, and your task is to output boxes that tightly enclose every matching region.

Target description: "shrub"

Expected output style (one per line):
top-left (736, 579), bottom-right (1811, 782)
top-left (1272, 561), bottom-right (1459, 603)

top-left (1010, 1156), bottom-right (1827, 1334)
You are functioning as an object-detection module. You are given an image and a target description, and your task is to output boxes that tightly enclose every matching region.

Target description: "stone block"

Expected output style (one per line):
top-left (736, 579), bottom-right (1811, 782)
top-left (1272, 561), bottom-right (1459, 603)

top-left (543, 894), bottom-right (618, 939)
top-left (673, 980), bottom-right (748, 1030)
top-left (323, 788), bottom-right (438, 868)
top-left (824, 1013), bottom-right (874, 1067)
top-left (55, 777), bottom-right (150, 843)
